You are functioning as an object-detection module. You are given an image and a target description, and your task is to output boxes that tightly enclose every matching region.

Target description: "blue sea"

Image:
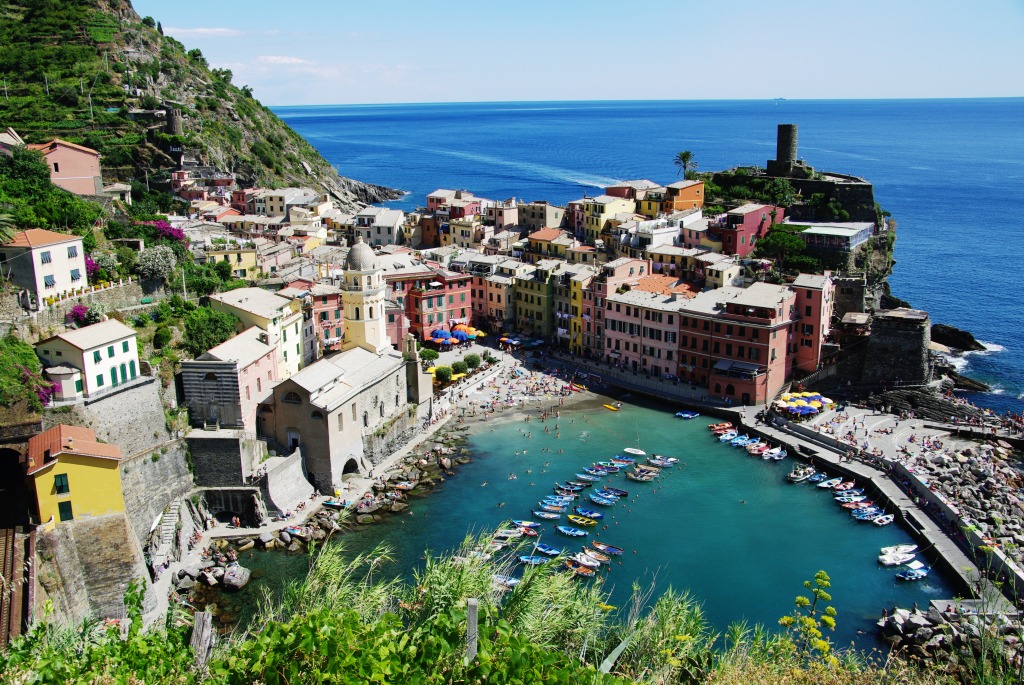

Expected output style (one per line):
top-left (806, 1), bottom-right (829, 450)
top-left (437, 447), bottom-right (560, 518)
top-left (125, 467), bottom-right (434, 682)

top-left (275, 99), bottom-right (1024, 414)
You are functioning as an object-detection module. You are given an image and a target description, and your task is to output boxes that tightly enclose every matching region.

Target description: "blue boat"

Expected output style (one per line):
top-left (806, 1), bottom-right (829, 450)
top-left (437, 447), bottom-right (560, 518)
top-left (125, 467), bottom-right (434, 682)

top-left (589, 494), bottom-right (616, 506)
top-left (676, 411), bottom-right (700, 419)
top-left (576, 473), bottom-right (601, 482)
top-left (511, 520), bottom-right (541, 529)
top-left (610, 455), bottom-right (636, 464)
top-left (896, 561), bottom-right (929, 581)
top-left (535, 543), bottom-right (562, 556)
top-left (594, 462), bottom-right (621, 472)
top-left (583, 468), bottom-right (605, 476)
top-left (731, 435), bottom-right (752, 447)
top-left (567, 480), bottom-right (592, 488)
top-left (574, 507), bottom-right (604, 520)
top-left (602, 487), bottom-right (628, 498)
top-left (519, 555), bottom-right (548, 565)
top-left (539, 503), bottom-right (566, 512)
top-left (834, 488), bottom-right (864, 498)
top-left (594, 489), bottom-right (620, 500)
top-left (544, 496), bottom-right (574, 504)
top-left (852, 508), bottom-right (882, 520)
top-left (556, 526), bottom-right (588, 537)
top-left (532, 510), bottom-right (561, 520)
top-left (807, 473), bottom-right (828, 484)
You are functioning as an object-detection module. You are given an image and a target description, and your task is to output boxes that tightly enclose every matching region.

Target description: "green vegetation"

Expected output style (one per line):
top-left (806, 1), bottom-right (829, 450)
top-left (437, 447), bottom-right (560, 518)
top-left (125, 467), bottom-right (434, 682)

top-left (464, 353), bottom-right (481, 370)
top-left (180, 307), bottom-right (237, 357)
top-left (753, 225), bottom-right (821, 275)
top-left (0, 146), bottom-right (102, 231)
top-left (419, 348), bottom-right (439, 362)
top-left (451, 360), bottom-right (468, 375)
top-left (434, 365), bottom-right (453, 384)
top-left (0, 538), bottom-right (963, 685)
top-left (674, 150), bottom-right (698, 179)
top-left (0, 333), bottom-right (51, 414)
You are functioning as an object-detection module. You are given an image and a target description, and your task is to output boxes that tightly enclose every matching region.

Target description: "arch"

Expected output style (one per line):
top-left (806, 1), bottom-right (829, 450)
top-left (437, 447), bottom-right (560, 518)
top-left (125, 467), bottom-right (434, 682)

top-left (725, 384), bottom-right (735, 395)
top-left (714, 383), bottom-right (722, 393)
top-left (363, 412), bottom-right (369, 427)
top-left (204, 372), bottom-right (218, 381)
top-left (283, 391), bottom-right (302, 404)
top-left (368, 306), bottom-right (373, 319)
top-left (342, 458), bottom-right (360, 475)
top-left (311, 410), bottom-right (324, 420)
top-left (129, 360), bottom-right (137, 379)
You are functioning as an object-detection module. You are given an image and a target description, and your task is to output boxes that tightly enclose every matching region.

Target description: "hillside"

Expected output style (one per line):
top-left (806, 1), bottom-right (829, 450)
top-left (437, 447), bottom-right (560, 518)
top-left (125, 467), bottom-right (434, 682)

top-left (0, 0), bottom-right (400, 209)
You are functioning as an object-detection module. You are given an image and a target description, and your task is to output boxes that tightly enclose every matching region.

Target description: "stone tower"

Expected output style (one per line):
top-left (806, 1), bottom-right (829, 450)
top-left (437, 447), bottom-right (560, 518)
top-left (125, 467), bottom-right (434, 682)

top-left (766, 123), bottom-right (812, 178)
top-left (165, 108), bottom-right (184, 136)
top-left (341, 237), bottom-right (390, 354)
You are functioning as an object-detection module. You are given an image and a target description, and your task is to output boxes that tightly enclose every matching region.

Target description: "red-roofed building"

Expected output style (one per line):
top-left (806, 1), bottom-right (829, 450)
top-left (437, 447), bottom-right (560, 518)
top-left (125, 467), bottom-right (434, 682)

top-left (714, 203), bottom-right (784, 257)
top-left (0, 229), bottom-right (87, 310)
top-left (27, 425), bottom-right (124, 529)
top-left (26, 139), bottom-right (102, 196)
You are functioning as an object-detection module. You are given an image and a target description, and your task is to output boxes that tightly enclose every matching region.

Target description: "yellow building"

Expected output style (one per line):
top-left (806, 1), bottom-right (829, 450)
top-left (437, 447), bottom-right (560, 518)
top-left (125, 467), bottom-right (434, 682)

top-left (582, 195), bottom-right (635, 245)
top-left (637, 187), bottom-right (667, 218)
top-left (27, 425), bottom-right (124, 530)
top-left (203, 245), bottom-right (259, 278)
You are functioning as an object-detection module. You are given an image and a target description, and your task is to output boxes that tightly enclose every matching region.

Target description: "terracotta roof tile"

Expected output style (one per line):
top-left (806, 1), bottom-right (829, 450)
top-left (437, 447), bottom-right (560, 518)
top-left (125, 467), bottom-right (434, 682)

top-left (4, 228), bottom-right (81, 248)
top-left (633, 274), bottom-right (700, 298)
top-left (27, 425), bottom-right (122, 476)
top-left (527, 228), bottom-right (565, 242)
top-left (26, 138), bottom-right (100, 157)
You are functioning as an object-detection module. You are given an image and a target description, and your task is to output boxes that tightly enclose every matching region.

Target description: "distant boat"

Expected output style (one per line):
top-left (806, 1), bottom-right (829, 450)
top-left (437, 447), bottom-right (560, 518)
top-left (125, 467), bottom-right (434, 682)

top-left (873, 514), bottom-right (895, 526)
top-left (532, 510), bottom-right (561, 520)
top-left (878, 551), bottom-right (915, 566)
top-left (881, 544), bottom-right (917, 556)
top-left (676, 411), bottom-right (700, 419)
top-left (535, 543), bottom-right (562, 556)
top-left (574, 507), bottom-right (604, 519)
top-left (896, 560), bottom-right (929, 581)
top-left (603, 404), bottom-right (620, 412)
top-left (519, 555), bottom-right (548, 566)
top-left (592, 541), bottom-right (624, 555)
top-left (623, 447), bottom-right (646, 456)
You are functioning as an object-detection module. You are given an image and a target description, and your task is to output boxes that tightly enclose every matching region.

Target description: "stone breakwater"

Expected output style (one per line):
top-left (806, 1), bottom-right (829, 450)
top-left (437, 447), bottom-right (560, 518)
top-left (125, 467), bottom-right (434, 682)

top-left (877, 604), bottom-right (1023, 666)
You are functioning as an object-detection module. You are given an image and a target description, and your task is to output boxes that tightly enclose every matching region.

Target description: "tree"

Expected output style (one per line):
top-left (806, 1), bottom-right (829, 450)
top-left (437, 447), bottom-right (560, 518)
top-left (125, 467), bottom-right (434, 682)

top-left (135, 246), bottom-right (177, 281)
top-left (673, 150), bottom-right (697, 178)
top-left (181, 307), bottom-right (237, 357)
top-left (762, 178), bottom-right (795, 207)
top-left (754, 229), bottom-right (806, 272)
top-left (0, 212), bottom-right (14, 243)
top-left (419, 348), bottom-right (439, 362)
top-left (434, 366), bottom-right (452, 384)
top-left (452, 361), bottom-right (468, 375)
top-left (152, 325), bottom-right (171, 349)
top-left (464, 353), bottom-right (481, 370)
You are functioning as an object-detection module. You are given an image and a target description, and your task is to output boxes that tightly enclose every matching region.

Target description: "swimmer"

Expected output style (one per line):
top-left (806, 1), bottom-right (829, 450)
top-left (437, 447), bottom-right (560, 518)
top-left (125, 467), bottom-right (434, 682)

top-left (739, 500), bottom-right (746, 504)
top-left (481, 482), bottom-right (488, 487)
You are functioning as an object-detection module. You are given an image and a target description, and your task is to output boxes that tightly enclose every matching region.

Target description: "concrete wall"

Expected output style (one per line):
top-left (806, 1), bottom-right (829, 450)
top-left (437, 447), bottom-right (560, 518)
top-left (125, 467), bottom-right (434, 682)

top-left (262, 450), bottom-right (314, 514)
top-left (35, 514), bottom-right (153, 625)
top-left (119, 440), bottom-right (193, 548)
top-left (186, 431), bottom-right (263, 487)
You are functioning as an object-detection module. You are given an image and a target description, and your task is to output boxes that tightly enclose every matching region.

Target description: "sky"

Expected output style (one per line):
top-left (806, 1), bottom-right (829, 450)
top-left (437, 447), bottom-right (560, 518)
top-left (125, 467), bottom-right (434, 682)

top-left (131, 0), bottom-right (1024, 106)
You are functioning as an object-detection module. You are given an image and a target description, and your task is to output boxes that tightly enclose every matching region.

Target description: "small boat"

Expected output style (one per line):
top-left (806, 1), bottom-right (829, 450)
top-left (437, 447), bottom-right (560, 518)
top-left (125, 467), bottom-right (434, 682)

top-left (393, 481), bottom-right (416, 491)
top-left (741, 438), bottom-right (763, 450)
top-left (603, 404), bottom-right (620, 412)
top-left (571, 552), bottom-right (600, 569)
top-left (592, 541), bottom-right (624, 555)
top-left (552, 490), bottom-right (579, 499)
top-left (881, 544), bottom-right (917, 556)
top-left (647, 457), bottom-right (674, 468)
top-left (568, 514), bottom-right (597, 527)
top-left (556, 526), bottom-right (588, 537)
top-left (494, 528), bottom-right (524, 540)
top-left (564, 559), bottom-right (596, 577)
top-left (708, 422), bottom-right (733, 431)
top-left (567, 480), bottom-right (592, 489)
top-left (841, 500), bottom-right (874, 510)
top-left (583, 468), bottom-right (605, 476)
top-left (595, 462), bottom-right (621, 472)
top-left (761, 447), bottom-right (782, 460)
top-left (322, 499), bottom-right (348, 509)
top-left (770, 450), bottom-right (787, 461)
top-left (519, 555), bottom-right (547, 565)
top-left (787, 466), bottom-right (815, 483)
top-left (532, 510), bottom-right (561, 520)
top-left (492, 574), bottom-right (520, 589)
top-left (833, 481), bottom-right (856, 491)
top-left (818, 477), bottom-right (843, 489)
top-left (652, 455), bottom-right (679, 464)
top-left (626, 471), bottom-right (656, 482)
top-left (535, 543), bottom-right (562, 556)
top-left (851, 508), bottom-right (883, 521)
top-left (582, 547), bottom-right (611, 564)
top-left (634, 464), bottom-right (660, 475)
top-left (544, 496), bottom-right (574, 504)
top-left (512, 520), bottom-right (541, 529)
top-left (589, 494), bottom-right (616, 506)
top-left (602, 487), bottom-right (628, 498)
top-left (730, 435), bottom-right (751, 446)
top-left (896, 561), bottom-right (929, 581)
top-left (557, 482), bottom-right (584, 492)
top-left (834, 488), bottom-right (864, 498)
top-left (676, 411), bottom-right (700, 419)
top-left (879, 551), bottom-right (915, 566)
top-left (718, 431), bottom-right (739, 442)
top-left (576, 473), bottom-right (601, 482)
top-left (574, 507), bottom-right (604, 520)
top-left (519, 526), bottom-right (539, 537)
top-left (747, 444), bottom-right (769, 455)
top-left (539, 503), bottom-right (566, 513)
top-left (623, 447), bottom-right (646, 456)
top-left (610, 457), bottom-right (635, 465)
top-left (807, 473), bottom-right (828, 484)
top-left (835, 495), bottom-right (866, 504)
top-left (594, 489), bottom-right (620, 500)
top-left (873, 514), bottom-right (895, 526)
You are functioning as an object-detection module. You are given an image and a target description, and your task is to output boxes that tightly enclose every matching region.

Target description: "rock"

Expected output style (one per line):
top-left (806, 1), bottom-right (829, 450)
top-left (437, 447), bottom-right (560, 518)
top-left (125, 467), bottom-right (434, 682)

top-left (211, 567), bottom-right (225, 580)
top-left (258, 532), bottom-right (274, 545)
top-left (237, 540), bottom-right (254, 552)
top-left (201, 570), bottom-right (218, 586)
top-left (279, 530), bottom-right (291, 545)
top-left (357, 514), bottom-right (375, 524)
top-left (931, 324), bottom-right (986, 352)
top-left (311, 528), bottom-right (326, 541)
top-left (924, 634), bottom-right (946, 650)
top-left (176, 576), bottom-right (195, 591)
top-left (907, 614), bottom-right (931, 631)
top-left (390, 502), bottom-right (408, 513)
top-left (914, 627), bottom-right (934, 642)
top-left (222, 565), bottom-right (251, 590)
top-left (215, 539), bottom-right (229, 550)
top-left (264, 539), bottom-right (276, 549)
top-left (287, 542), bottom-right (303, 553)
top-left (909, 644), bottom-right (929, 660)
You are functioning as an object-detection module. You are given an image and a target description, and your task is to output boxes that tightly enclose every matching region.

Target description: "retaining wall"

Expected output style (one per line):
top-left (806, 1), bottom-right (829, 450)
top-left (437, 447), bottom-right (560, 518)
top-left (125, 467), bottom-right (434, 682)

top-left (119, 440), bottom-right (193, 548)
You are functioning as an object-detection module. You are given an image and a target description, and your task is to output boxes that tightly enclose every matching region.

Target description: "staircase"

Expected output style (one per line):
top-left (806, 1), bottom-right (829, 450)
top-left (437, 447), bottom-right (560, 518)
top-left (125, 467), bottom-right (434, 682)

top-left (159, 500), bottom-right (181, 548)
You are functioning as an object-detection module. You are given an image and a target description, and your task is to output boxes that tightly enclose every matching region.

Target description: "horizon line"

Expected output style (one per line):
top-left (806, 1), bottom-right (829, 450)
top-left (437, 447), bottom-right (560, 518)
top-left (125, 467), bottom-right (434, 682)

top-left (267, 95), bottom-right (1024, 109)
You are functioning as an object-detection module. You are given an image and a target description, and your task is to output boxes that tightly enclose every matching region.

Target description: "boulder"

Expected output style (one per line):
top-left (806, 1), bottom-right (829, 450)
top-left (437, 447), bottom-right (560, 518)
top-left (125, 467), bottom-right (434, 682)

top-left (931, 324), bottom-right (986, 352)
top-left (237, 540), bottom-right (254, 552)
top-left (390, 502), bottom-right (408, 513)
top-left (176, 576), bottom-right (195, 591)
top-left (279, 530), bottom-right (291, 545)
top-left (258, 532), bottom-right (274, 546)
top-left (287, 541), bottom-right (303, 553)
top-left (311, 528), bottom-right (326, 541)
top-left (211, 566), bottom-right (225, 580)
top-left (264, 539), bottom-right (276, 549)
top-left (201, 570), bottom-right (218, 586)
top-left (914, 627), bottom-right (934, 642)
top-left (222, 566), bottom-right (251, 590)
top-left (357, 514), bottom-right (375, 524)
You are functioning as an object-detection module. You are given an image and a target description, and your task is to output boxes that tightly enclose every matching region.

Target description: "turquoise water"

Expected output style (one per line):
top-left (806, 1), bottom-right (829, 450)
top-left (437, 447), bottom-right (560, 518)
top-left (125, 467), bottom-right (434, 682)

top-left (338, 395), bottom-right (955, 649)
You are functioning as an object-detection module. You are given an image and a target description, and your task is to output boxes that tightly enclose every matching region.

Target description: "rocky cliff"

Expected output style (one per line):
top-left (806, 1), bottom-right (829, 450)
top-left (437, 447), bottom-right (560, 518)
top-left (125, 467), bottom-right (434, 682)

top-left (0, 0), bottom-right (400, 210)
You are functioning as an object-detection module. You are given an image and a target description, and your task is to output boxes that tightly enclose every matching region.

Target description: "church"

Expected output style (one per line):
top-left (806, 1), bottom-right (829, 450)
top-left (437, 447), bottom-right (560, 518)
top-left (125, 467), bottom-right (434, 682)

top-left (257, 238), bottom-right (433, 492)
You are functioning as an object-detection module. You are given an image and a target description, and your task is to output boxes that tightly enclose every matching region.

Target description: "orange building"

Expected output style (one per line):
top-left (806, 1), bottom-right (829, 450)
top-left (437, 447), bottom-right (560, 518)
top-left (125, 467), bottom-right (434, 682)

top-left (27, 139), bottom-right (102, 196)
top-left (662, 180), bottom-right (704, 213)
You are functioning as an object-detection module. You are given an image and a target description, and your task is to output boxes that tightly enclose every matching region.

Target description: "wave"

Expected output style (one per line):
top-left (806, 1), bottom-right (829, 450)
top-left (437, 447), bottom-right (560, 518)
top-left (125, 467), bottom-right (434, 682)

top-left (978, 341), bottom-right (1005, 353)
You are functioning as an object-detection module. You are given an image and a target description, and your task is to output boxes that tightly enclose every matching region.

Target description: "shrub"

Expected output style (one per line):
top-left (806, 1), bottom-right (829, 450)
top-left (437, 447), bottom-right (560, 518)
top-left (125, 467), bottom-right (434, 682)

top-left (152, 325), bottom-right (171, 349)
top-left (133, 313), bottom-right (149, 327)
top-left (464, 353), bottom-right (481, 370)
top-left (434, 366), bottom-right (452, 384)
top-left (136, 245), bottom-right (177, 281)
top-left (451, 361), bottom-right (468, 375)
top-left (419, 348), bottom-right (439, 362)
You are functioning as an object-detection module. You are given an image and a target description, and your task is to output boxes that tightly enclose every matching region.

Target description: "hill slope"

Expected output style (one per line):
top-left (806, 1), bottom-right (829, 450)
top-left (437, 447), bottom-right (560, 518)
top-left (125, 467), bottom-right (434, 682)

top-left (0, 0), bottom-right (400, 209)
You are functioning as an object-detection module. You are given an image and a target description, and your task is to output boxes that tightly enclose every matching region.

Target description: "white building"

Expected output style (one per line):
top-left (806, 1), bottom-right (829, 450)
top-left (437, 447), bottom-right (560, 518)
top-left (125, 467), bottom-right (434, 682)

top-left (209, 287), bottom-right (304, 379)
top-left (353, 206), bottom-right (405, 247)
top-left (36, 319), bottom-right (140, 401)
top-left (0, 229), bottom-right (87, 310)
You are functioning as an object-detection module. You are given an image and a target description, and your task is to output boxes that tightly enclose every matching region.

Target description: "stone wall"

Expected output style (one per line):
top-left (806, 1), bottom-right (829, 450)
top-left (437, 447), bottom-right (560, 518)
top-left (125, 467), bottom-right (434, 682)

top-left (35, 514), bottom-right (153, 625)
top-left (262, 449), bottom-right (314, 514)
top-left (185, 430), bottom-right (264, 487)
top-left (832, 274), bottom-right (868, 317)
top-left (362, 407), bottom-right (421, 466)
top-left (860, 309), bottom-right (931, 385)
top-left (119, 440), bottom-right (194, 548)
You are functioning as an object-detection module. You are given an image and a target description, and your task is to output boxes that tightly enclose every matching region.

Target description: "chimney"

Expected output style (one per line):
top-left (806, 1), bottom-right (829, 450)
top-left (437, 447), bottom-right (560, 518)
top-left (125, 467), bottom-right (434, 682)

top-left (66, 436), bottom-right (74, 451)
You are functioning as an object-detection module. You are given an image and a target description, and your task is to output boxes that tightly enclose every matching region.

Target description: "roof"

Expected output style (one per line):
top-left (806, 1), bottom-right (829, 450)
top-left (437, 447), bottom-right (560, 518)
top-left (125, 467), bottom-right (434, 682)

top-left (633, 274), bottom-right (700, 297)
top-left (729, 203), bottom-right (770, 215)
top-left (27, 424), bottom-right (122, 476)
top-left (607, 289), bottom-right (687, 313)
top-left (730, 282), bottom-right (793, 310)
top-left (210, 287), bottom-right (295, 320)
top-left (26, 138), bottom-right (99, 157)
top-left (609, 179), bottom-right (660, 191)
top-left (527, 228), bottom-right (565, 242)
top-left (40, 319), bottom-right (136, 351)
top-left (792, 273), bottom-right (830, 289)
top-left (4, 228), bottom-right (81, 249)
top-left (195, 327), bottom-right (274, 368)
top-left (345, 237), bottom-right (379, 271)
top-left (647, 245), bottom-right (701, 257)
top-left (798, 225), bottom-right (873, 238)
top-left (284, 347), bottom-right (405, 410)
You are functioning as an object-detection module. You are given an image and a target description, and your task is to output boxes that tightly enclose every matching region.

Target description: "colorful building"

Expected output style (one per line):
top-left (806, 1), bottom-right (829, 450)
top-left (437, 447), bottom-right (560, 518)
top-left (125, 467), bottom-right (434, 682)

top-left (27, 425), bottom-right (124, 529)
top-left (0, 229), bottom-right (87, 310)
top-left (36, 319), bottom-right (140, 401)
top-left (714, 203), bottom-right (784, 258)
top-left (26, 139), bottom-right (102, 196)
top-left (791, 273), bottom-right (835, 373)
top-left (662, 180), bottom-right (705, 213)
top-left (209, 287), bottom-right (304, 378)
top-left (582, 195), bottom-right (635, 245)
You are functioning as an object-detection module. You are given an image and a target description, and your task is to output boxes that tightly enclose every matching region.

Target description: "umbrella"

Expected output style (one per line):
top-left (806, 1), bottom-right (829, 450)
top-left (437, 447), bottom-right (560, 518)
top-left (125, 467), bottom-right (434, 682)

top-left (819, 397), bottom-right (833, 405)
top-left (499, 337), bottom-right (510, 342)
top-left (780, 393), bottom-right (792, 400)
top-left (475, 330), bottom-right (487, 337)
top-left (426, 367), bottom-right (437, 373)
top-left (439, 339), bottom-right (452, 345)
top-left (805, 406), bottom-right (819, 414)
top-left (451, 330), bottom-right (469, 341)
top-left (809, 401), bottom-right (823, 408)
top-left (793, 399), bottom-right (809, 406)
top-left (431, 329), bottom-right (450, 339)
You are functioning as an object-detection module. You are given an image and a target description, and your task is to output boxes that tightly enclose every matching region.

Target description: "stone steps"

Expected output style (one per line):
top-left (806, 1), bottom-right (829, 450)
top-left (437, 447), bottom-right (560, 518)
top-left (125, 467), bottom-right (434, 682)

top-left (159, 500), bottom-right (181, 547)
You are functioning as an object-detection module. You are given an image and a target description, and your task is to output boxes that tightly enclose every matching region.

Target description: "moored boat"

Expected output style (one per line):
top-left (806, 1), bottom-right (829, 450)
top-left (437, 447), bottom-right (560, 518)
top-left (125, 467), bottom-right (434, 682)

top-left (567, 480), bottom-right (592, 489)
top-left (494, 528), bottom-right (524, 540)
top-left (595, 462), bottom-right (621, 472)
top-left (519, 526), bottom-right (538, 537)
top-left (841, 500), bottom-right (874, 510)
top-left (787, 466), bottom-right (815, 482)
top-left (770, 450), bottom-right (787, 461)
top-left (557, 482), bottom-right (584, 492)
top-left (635, 463), bottom-right (660, 474)
top-left (536, 543), bottom-right (562, 556)
top-left (568, 514), bottom-right (597, 527)
top-left (818, 477), bottom-right (843, 489)
top-left (539, 503), bottom-right (566, 513)
top-left (603, 404), bottom-right (620, 412)
top-left (708, 422), bottom-right (733, 431)
top-left (594, 489), bottom-right (620, 500)
top-left (532, 510), bottom-right (561, 520)
top-left (611, 456), bottom-right (636, 464)
top-left (718, 431), bottom-right (739, 442)
top-left (589, 494), bottom-right (616, 506)
top-left (896, 560), bottom-right (929, 581)
top-left (881, 544), bottom-right (917, 556)
top-left (583, 468), bottom-right (605, 476)
top-left (556, 525), bottom-right (588, 537)
top-left (519, 555), bottom-right (547, 565)
top-left (583, 547), bottom-right (611, 563)
top-left (576, 473), bottom-right (601, 482)
top-left (512, 520), bottom-right (541, 529)
top-left (676, 411), bottom-right (700, 419)
top-left (602, 487), bottom-right (628, 498)
top-left (592, 541), bottom-right (624, 555)
top-left (730, 435), bottom-right (751, 446)
top-left (833, 481), bottom-right (856, 491)
top-left (571, 552), bottom-right (600, 568)
top-left (647, 457), bottom-right (674, 468)
top-left (565, 558), bottom-right (596, 577)
top-left (807, 473), bottom-right (828, 484)
top-left (623, 447), bottom-right (646, 456)
top-left (626, 471), bottom-right (656, 482)
top-left (879, 551), bottom-right (915, 566)
top-left (574, 507), bottom-right (604, 520)
top-left (873, 514), bottom-right (895, 526)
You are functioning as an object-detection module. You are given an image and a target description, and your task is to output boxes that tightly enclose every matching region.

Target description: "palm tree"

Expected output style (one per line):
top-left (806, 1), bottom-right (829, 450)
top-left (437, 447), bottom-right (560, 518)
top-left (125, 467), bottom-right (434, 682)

top-left (673, 150), bottom-right (697, 178)
top-left (0, 212), bottom-right (15, 244)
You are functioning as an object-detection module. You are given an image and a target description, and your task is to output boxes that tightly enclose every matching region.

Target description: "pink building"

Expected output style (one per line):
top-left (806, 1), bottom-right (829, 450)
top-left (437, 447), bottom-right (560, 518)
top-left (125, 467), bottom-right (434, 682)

top-left (791, 273), bottom-right (834, 373)
top-left (181, 327), bottom-right (279, 431)
top-left (584, 257), bottom-right (650, 358)
top-left (603, 290), bottom-right (682, 379)
top-left (566, 199), bottom-right (586, 237)
top-left (714, 203), bottom-right (784, 258)
top-left (27, 139), bottom-right (102, 196)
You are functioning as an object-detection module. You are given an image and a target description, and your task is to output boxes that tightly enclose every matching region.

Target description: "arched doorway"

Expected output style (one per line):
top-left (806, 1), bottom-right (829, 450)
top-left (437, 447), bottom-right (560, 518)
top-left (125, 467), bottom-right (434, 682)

top-left (342, 458), bottom-right (360, 475)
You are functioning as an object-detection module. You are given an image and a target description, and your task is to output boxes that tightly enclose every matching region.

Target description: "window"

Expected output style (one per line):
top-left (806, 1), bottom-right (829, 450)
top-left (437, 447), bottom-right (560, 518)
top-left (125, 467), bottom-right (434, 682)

top-left (122, 341), bottom-right (130, 353)
top-left (311, 410), bottom-right (324, 419)
top-left (74, 379), bottom-right (83, 393)
top-left (54, 474), bottom-right (69, 494)
top-left (96, 373), bottom-right (104, 387)
top-left (805, 306), bottom-right (812, 317)
top-left (110, 368), bottom-right (118, 386)
top-left (283, 391), bottom-right (302, 404)
top-left (67, 245), bottom-right (78, 258)
top-left (40, 251), bottom-right (52, 264)
top-left (107, 345), bottom-right (115, 358)
top-left (44, 275), bottom-right (56, 288)
top-left (58, 501), bottom-right (73, 522)
top-left (70, 269), bottom-right (81, 282)
top-left (53, 162), bottom-right (60, 173)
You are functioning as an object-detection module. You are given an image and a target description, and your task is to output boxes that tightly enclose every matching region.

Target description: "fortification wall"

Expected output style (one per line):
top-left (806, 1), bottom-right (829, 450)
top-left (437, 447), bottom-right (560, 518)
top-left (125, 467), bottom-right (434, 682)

top-left (861, 310), bottom-right (931, 385)
top-left (119, 440), bottom-right (193, 548)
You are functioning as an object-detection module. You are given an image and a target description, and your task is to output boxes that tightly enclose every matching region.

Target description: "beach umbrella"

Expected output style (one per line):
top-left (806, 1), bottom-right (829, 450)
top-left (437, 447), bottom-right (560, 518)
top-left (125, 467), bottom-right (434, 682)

top-left (452, 330), bottom-right (469, 341)
top-left (475, 331), bottom-right (486, 337)
top-left (805, 406), bottom-right (819, 414)
top-left (499, 337), bottom-right (510, 342)
top-left (426, 367), bottom-right (437, 373)
top-left (432, 329), bottom-right (450, 339)
top-left (780, 393), bottom-right (792, 401)
top-left (819, 397), bottom-right (833, 405)
top-left (793, 399), bottom-right (809, 406)
top-left (439, 339), bottom-right (452, 345)
top-left (809, 400), bottom-right (823, 408)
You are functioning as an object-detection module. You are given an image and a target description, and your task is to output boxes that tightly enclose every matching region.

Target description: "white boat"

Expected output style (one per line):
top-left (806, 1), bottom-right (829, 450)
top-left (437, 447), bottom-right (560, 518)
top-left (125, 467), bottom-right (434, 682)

top-left (896, 560), bottom-right (929, 581)
top-left (873, 514), bottom-right (895, 526)
top-left (623, 447), bottom-right (646, 456)
top-left (494, 528), bottom-right (524, 540)
top-left (878, 551), bottom-right (916, 566)
top-left (762, 447), bottom-right (782, 459)
top-left (571, 552), bottom-right (600, 569)
top-left (770, 450), bottom-right (787, 461)
top-left (880, 544), bottom-right (917, 556)
top-left (817, 477), bottom-right (843, 489)
top-left (718, 431), bottom-right (738, 442)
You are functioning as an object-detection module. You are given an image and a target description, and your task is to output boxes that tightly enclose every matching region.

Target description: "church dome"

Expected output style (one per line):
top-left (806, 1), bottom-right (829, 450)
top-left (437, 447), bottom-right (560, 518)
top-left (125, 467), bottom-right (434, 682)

top-left (345, 237), bottom-right (379, 271)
